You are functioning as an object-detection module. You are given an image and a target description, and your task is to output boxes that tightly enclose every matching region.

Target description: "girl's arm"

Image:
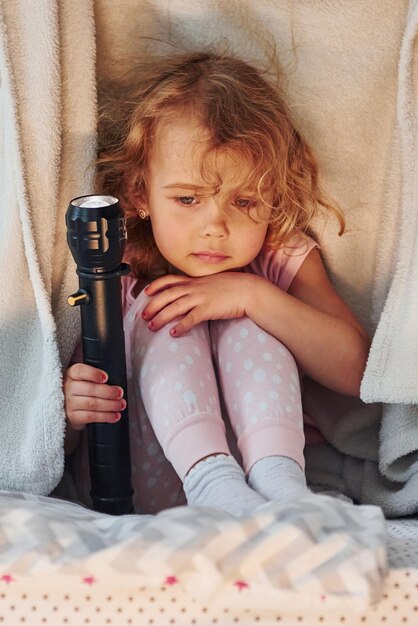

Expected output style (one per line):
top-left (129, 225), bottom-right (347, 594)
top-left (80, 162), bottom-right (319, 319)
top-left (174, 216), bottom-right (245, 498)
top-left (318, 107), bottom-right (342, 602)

top-left (244, 248), bottom-right (370, 396)
top-left (142, 249), bottom-right (370, 397)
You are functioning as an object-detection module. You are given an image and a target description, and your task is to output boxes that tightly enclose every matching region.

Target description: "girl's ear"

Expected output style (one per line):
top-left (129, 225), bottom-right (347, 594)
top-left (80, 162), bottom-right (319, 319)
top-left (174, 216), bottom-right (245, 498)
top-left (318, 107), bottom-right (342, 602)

top-left (124, 174), bottom-right (149, 218)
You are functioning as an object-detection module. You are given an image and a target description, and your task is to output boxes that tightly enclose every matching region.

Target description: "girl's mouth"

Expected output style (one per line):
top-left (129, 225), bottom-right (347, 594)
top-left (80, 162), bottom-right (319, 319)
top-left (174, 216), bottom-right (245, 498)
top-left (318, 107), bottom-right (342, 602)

top-left (193, 251), bottom-right (229, 263)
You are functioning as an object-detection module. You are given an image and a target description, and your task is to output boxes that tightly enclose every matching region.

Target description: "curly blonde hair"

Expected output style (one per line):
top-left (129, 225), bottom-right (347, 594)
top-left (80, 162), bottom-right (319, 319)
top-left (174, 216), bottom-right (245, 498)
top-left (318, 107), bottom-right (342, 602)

top-left (96, 51), bottom-right (344, 278)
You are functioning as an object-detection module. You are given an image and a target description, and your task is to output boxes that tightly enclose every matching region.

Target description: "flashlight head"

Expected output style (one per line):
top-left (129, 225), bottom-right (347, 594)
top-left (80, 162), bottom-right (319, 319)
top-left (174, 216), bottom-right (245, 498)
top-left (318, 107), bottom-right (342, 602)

top-left (66, 195), bottom-right (127, 274)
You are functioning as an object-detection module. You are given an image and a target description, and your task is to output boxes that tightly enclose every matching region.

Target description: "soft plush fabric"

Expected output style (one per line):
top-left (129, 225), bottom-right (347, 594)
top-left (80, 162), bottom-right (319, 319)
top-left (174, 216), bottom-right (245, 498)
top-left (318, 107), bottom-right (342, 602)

top-left (0, 0), bottom-right (96, 493)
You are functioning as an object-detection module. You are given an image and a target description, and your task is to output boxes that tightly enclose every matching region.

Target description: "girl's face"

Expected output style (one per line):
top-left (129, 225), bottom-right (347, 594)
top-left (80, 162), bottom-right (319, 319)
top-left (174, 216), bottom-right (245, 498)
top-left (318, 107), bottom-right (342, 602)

top-left (142, 116), bottom-right (270, 277)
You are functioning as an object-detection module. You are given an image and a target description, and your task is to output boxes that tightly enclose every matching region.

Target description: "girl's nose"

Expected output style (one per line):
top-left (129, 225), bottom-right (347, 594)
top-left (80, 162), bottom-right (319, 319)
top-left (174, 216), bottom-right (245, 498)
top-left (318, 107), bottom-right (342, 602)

top-left (200, 197), bottom-right (228, 238)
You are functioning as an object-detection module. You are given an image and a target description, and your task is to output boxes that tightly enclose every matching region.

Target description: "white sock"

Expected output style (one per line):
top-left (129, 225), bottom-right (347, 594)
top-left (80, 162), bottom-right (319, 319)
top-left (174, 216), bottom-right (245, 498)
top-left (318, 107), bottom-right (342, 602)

top-left (248, 455), bottom-right (311, 503)
top-left (183, 455), bottom-right (267, 517)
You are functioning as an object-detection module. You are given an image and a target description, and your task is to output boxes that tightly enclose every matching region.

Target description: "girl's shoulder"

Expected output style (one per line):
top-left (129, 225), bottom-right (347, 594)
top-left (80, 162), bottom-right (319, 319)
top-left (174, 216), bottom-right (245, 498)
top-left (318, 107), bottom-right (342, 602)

top-left (245, 234), bottom-right (319, 292)
top-left (121, 264), bottom-right (174, 314)
top-left (121, 274), bottom-right (148, 314)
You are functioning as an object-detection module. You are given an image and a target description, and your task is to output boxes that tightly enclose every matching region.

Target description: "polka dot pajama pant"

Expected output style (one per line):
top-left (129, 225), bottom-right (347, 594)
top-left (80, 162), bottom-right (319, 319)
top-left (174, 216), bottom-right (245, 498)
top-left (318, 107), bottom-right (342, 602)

top-left (129, 290), bottom-right (305, 482)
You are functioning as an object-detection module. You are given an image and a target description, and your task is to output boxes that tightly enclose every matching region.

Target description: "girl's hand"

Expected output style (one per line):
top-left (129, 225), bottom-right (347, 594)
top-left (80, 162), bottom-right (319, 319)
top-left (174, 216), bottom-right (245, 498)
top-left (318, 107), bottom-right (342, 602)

top-left (63, 363), bottom-right (126, 431)
top-left (141, 272), bottom-right (259, 336)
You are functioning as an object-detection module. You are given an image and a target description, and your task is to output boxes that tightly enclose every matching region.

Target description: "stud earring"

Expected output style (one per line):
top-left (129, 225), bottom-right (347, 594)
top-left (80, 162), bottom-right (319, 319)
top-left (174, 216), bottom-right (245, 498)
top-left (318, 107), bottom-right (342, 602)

top-left (138, 208), bottom-right (149, 220)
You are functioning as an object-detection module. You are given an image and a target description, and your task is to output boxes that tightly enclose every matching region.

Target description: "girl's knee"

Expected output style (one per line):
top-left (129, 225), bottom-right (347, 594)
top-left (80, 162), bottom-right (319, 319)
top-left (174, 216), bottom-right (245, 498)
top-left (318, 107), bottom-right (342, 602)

top-left (211, 317), bottom-right (297, 365)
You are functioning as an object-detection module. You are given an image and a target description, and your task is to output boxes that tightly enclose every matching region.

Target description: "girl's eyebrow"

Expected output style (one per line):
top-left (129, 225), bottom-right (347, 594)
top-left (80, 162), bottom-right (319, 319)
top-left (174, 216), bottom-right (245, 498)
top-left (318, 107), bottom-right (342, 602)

top-left (163, 183), bottom-right (207, 189)
top-left (163, 183), bottom-right (256, 194)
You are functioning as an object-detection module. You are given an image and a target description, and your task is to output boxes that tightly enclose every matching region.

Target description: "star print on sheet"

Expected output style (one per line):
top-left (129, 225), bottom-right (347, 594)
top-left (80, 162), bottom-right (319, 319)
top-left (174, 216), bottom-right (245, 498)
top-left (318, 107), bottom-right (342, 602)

top-left (234, 580), bottom-right (249, 591)
top-left (164, 575), bottom-right (179, 586)
top-left (82, 576), bottom-right (97, 585)
top-left (0, 574), bottom-right (14, 584)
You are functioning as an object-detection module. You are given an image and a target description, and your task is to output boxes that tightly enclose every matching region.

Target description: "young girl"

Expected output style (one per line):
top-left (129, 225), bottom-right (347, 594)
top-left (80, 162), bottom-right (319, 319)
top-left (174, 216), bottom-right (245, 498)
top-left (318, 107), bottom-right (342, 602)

top-left (64, 52), bottom-right (370, 517)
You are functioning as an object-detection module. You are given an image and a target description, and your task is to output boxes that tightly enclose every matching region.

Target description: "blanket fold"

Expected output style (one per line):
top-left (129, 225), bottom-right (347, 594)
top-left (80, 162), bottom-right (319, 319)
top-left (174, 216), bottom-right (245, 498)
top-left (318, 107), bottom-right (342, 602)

top-left (303, 0), bottom-right (418, 516)
top-left (0, 0), bottom-right (96, 495)
top-left (360, 0), bottom-right (418, 404)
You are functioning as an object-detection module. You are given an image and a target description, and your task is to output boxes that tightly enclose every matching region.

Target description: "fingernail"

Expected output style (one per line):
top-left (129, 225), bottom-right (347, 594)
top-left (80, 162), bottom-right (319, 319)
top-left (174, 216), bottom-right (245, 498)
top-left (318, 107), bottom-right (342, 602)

top-left (148, 321), bottom-right (154, 329)
top-left (141, 310), bottom-right (147, 319)
top-left (112, 413), bottom-right (121, 422)
top-left (101, 372), bottom-right (108, 383)
top-left (121, 399), bottom-right (127, 410)
top-left (170, 328), bottom-right (177, 336)
top-left (117, 387), bottom-right (124, 399)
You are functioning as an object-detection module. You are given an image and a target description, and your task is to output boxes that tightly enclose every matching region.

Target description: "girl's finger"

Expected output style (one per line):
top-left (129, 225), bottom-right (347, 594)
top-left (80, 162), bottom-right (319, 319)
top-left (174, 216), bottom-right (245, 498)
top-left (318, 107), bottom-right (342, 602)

top-left (169, 310), bottom-right (202, 337)
top-left (146, 297), bottom-right (193, 331)
top-left (65, 380), bottom-right (124, 400)
top-left (69, 396), bottom-right (126, 414)
top-left (67, 362), bottom-right (108, 383)
top-left (67, 410), bottom-right (122, 428)
top-left (142, 286), bottom-right (191, 320)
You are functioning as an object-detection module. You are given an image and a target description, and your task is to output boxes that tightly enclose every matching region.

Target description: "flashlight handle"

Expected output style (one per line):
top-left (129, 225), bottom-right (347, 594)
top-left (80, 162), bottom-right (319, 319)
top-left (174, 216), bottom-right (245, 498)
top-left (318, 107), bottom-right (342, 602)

top-left (78, 267), bottom-right (134, 515)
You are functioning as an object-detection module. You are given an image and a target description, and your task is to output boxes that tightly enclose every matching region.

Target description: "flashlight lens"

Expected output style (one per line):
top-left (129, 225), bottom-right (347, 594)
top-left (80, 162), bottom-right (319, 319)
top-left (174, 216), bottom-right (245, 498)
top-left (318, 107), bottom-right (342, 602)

top-left (72, 195), bottom-right (118, 208)
top-left (80, 199), bottom-right (110, 208)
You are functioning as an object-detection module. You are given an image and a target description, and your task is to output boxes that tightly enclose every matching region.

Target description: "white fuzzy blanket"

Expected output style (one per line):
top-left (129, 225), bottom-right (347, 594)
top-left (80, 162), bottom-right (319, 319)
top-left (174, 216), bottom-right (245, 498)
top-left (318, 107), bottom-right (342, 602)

top-left (0, 0), bottom-right (96, 493)
top-left (1, 0), bottom-right (418, 515)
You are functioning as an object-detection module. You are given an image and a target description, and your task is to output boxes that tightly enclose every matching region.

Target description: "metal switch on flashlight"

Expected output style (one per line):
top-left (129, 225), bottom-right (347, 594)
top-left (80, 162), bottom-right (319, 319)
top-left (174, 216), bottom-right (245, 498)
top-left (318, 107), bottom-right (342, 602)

top-left (66, 194), bottom-right (134, 515)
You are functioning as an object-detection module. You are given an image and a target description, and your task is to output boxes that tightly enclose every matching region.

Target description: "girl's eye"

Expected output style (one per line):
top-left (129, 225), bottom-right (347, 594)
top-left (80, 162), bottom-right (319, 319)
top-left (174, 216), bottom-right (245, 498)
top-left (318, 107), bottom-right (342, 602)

top-left (235, 198), bottom-right (256, 209)
top-left (176, 196), bottom-right (197, 205)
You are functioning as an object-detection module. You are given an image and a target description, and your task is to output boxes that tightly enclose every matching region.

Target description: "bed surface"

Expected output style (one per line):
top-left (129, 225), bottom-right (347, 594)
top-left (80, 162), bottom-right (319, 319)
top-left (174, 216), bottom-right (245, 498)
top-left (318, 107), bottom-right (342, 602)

top-left (0, 491), bottom-right (416, 625)
top-left (0, 569), bottom-right (417, 626)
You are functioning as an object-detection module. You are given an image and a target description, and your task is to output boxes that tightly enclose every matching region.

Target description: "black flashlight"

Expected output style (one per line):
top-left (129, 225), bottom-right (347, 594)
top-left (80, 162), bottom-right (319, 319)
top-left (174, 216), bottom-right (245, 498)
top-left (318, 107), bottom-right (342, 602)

top-left (66, 194), bottom-right (134, 515)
